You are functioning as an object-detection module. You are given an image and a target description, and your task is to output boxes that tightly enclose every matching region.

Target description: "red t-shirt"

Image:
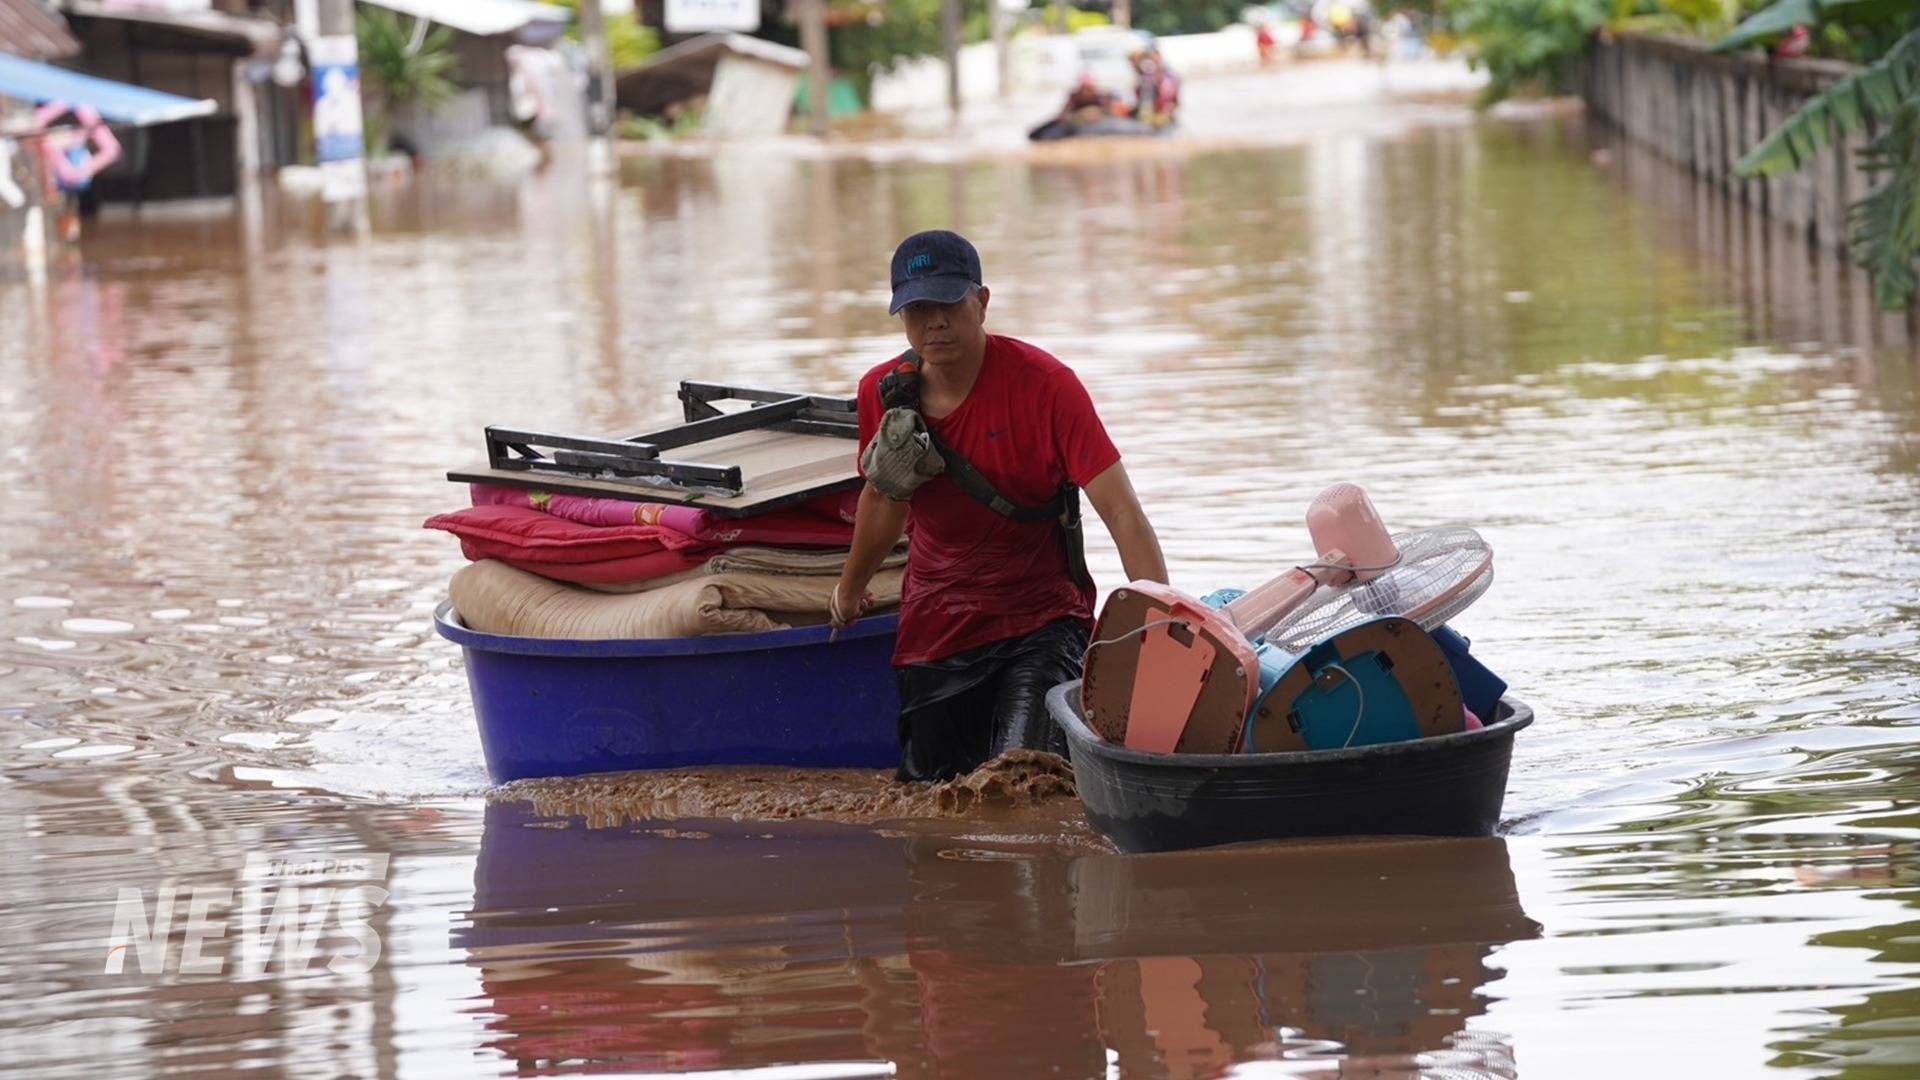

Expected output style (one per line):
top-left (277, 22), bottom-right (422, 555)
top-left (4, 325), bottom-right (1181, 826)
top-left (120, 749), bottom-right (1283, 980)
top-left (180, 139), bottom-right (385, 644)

top-left (858, 334), bottom-right (1121, 666)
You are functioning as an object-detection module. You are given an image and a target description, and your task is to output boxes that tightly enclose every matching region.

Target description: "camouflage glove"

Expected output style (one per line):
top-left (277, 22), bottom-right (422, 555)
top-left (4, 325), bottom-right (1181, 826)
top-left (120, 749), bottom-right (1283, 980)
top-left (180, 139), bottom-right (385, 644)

top-left (861, 406), bottom-right (945, 501)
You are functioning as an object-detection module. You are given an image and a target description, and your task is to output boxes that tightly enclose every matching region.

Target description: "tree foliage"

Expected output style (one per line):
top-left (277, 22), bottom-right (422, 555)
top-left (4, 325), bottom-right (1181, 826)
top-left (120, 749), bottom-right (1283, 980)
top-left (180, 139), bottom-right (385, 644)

top-left (827, 0), bottom-right (1042, 101)
top-left (1444, 0), bottom-right (1608, 104)
top-left (1609, 0), bottom-right (1745, 39)
top-left (546, 0), bottom-right (661, 72)
top-left (1132, 0), bottom-right (1246, 37)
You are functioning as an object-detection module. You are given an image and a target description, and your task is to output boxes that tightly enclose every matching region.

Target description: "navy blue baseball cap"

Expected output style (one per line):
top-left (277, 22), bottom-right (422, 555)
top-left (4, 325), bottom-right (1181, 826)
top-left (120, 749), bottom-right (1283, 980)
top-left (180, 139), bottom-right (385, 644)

top-left (888, 230), bottom-right (983, 315)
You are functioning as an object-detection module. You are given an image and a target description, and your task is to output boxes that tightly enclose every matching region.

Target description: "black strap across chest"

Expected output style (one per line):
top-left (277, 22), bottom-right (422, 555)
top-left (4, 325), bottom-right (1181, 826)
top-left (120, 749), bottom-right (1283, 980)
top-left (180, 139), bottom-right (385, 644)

top-left (878, 351), bottom-right (1067, 524)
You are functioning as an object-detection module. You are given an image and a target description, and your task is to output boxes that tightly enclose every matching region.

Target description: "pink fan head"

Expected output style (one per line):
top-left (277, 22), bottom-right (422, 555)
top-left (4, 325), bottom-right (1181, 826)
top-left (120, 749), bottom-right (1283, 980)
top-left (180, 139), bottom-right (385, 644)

top-left (1306, 483), bottom-right (1399, 582)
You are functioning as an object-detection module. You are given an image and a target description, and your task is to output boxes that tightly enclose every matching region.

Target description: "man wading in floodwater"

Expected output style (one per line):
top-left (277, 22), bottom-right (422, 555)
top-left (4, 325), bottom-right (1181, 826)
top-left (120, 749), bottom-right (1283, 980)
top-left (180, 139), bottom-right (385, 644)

top-left (831, 230), bottom-right (1169, 781)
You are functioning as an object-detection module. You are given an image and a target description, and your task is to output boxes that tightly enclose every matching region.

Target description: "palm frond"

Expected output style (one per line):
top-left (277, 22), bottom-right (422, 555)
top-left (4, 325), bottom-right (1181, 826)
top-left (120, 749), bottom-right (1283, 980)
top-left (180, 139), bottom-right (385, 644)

top-left (1735, 24), bottom-right (1920, 176)
top-left (356, 9), bottom-right (461, 110)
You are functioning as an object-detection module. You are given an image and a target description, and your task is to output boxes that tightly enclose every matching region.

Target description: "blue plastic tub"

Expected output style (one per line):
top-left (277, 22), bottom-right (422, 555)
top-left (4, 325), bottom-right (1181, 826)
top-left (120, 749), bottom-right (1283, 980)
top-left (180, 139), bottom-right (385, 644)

top-left (434, 601), bottom-right (901, 783)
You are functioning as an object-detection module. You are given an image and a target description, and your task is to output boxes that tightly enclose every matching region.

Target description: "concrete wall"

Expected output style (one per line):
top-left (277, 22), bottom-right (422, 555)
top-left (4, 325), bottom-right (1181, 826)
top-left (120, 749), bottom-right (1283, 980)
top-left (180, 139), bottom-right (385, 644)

top-left (867, 38), bottom-right (1016, 112)
top-left (1585, 32), bottom-right (1864, 251)
top-left (1154, 25), bottom-right (1260, 77)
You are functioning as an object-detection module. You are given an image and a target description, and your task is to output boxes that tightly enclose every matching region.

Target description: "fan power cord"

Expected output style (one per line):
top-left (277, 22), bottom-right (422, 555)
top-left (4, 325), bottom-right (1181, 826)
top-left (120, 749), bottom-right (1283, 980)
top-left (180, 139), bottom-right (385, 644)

top-left (1240, 659), bottom-right (1369, 754)
top-left (1328, 661), bottom-right (1367, 748)
top-left (1084, 617), bottom-right (1186, 658)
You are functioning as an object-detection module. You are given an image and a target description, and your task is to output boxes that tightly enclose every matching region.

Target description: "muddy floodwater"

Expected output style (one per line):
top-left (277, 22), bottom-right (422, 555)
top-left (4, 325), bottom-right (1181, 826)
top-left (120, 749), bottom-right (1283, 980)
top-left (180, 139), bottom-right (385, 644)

top-left (3, 68), bottom-right (1920, 1078)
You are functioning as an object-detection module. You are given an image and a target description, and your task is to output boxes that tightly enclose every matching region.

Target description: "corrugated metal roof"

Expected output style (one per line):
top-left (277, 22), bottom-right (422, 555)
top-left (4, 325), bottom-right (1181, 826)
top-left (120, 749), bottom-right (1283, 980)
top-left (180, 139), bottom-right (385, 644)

top-left (359, 0), bottom-right (569, 40)
top-left (0, 50), bottom-right (214, 123)
top-left (640, 32), bottom-right (807, 73)
top-left (0, 0), bottom-right (79, 59)
top-left (617, 32), bottom-right (805, 119)
top-left (59, 0), bottom-right (279, 52)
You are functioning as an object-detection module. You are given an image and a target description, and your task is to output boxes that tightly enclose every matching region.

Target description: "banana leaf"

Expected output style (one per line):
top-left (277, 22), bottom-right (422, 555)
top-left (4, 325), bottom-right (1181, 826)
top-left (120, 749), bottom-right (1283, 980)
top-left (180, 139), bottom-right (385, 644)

top-left (1847, 109), bottom-right (1920, 308)
top-left (1736, 25), bottom-right (1920, 176)
top-left (1713, 0), bottom-right (1816, 51)
top-left (1715, 0), bottom-right (1915, 52)
top-left (1820, 0), bottom-right (1920, 23)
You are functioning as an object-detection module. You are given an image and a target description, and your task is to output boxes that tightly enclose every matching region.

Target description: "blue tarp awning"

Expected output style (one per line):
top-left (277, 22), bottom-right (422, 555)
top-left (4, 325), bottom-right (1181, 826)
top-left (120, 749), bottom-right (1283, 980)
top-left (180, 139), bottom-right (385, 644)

top-left (0, 52), bottom-right (216, 127)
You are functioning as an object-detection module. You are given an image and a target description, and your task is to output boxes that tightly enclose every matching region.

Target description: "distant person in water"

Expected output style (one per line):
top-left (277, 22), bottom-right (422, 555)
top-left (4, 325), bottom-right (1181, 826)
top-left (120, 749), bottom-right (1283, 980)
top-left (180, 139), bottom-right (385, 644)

top-left (832, 230), bottom-right (1168, 782)
top-left (1058, 72), bottom-right (1119, 122)
top-left (1130, 47), bottom-right (1180, 126)
top-left (31, 101), bottom-right (120, 241)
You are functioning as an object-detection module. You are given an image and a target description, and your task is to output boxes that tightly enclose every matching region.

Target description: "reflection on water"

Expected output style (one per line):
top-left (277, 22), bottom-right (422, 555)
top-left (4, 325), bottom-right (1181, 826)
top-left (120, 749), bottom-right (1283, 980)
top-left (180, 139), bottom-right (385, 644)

top-left (461, 803), bottom-right (1535, 1077)
top-left (1771, 852), bottom-right (1920, 1077)
top-left (1, 94), bottom-right (1919, 1077)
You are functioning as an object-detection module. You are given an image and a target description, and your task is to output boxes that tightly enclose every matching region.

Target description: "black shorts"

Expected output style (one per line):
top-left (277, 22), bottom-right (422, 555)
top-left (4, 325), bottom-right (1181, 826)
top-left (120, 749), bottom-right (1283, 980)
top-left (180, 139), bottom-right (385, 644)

top-left (893, 618), bottom-right (1090, 783)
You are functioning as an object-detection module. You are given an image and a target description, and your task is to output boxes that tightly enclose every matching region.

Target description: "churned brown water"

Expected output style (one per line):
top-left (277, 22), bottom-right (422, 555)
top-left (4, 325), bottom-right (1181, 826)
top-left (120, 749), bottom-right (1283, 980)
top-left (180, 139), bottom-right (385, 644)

top-left (3, 60), bottom-right (1920, 1077)
top-left (498, 751), bottom-right (1087, 831)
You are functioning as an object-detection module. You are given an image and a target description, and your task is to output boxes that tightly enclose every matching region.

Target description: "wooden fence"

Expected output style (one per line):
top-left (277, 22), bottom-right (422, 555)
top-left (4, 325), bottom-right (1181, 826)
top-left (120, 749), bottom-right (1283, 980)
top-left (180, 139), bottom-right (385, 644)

top-left (1584, 32), bottom-right (1866, 253)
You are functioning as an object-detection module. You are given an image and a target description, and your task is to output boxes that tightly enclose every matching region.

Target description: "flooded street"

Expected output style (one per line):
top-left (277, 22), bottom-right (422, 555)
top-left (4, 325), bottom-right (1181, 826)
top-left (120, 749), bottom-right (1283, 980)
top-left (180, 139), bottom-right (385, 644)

top-left (3, 63), bottom-right (1920, 1077)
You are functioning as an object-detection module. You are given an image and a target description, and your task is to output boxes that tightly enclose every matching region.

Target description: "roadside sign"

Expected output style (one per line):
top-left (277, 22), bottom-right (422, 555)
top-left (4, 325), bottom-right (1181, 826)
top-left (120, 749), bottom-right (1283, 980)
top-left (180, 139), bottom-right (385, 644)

top-left (309, 33), bottom-right (365, 203)
top-left (664, 0), bottom-right (759, 33)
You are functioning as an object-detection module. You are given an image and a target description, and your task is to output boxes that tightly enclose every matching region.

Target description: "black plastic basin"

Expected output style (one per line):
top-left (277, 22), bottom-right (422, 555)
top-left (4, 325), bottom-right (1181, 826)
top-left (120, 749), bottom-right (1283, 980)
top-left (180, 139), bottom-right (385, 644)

top-left (1047, 680), bottom-right (1532, 854)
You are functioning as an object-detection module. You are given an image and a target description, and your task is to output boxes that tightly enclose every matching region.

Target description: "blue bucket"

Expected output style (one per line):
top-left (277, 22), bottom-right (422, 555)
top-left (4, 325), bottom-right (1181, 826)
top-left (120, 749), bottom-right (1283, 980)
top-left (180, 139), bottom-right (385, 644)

top-left (434, 601), bottom-right (902, 782)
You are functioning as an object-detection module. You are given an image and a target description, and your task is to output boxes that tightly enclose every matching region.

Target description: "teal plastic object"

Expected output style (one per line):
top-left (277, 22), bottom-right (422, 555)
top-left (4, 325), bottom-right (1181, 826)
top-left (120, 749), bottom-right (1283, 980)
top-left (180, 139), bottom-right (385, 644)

top-left (1242, 640), bottom-right (1298, 750)
top-left (1283, 640), bottom-right (1426, 750)
top-left (1199, 588), bottom-right (1245, 609)
top-left (792, 75), bottom-right (864, 119)
top-left (1247, 618), bottom-right (1463, 751)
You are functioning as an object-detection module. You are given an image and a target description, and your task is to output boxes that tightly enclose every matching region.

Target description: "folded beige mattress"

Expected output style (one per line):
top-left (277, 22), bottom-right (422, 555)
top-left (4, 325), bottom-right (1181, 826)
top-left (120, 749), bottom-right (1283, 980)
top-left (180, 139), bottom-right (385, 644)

top-left (450, 559), bottom-right (906, 640)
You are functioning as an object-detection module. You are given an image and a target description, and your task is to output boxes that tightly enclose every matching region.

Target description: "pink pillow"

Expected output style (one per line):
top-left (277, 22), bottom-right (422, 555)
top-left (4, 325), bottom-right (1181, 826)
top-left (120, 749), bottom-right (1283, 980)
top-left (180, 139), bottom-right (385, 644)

top-left (467, 485), bottom-right (856, 547)
top-left (470, 485), bottom-right (660, 528)
top-left (424, 505), bottom-right (713, 564)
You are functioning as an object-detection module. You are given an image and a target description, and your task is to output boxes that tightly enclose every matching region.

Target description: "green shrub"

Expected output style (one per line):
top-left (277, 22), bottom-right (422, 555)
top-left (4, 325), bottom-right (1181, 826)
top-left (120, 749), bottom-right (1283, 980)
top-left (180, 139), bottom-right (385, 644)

top-left (544, 0), bottom-right (660, 72)
top-left (356, 8), bottom-right (459, 111)
top-left (1133, 0), bottom-right (1244, 36)
top-left (355, 8), bottom-right (459, 154)
top-left (1446, 0), bottom-right (1608, 104)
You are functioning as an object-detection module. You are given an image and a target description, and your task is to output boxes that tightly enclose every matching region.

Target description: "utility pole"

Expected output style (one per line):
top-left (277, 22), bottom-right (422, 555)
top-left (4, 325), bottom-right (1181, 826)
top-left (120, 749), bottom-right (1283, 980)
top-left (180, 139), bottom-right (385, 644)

top-left (579, 0), bottom-right (615, 165)
top-left (797, 0), bottom-right (831, 136)
top-left (940, 0), bottom-right (961, 123)
top-left (989, 0), bottom-right (1009, 98)
top-left (295, 0), bottom-right (368, 233)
